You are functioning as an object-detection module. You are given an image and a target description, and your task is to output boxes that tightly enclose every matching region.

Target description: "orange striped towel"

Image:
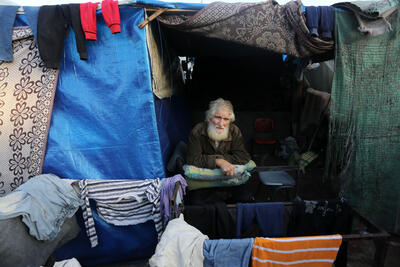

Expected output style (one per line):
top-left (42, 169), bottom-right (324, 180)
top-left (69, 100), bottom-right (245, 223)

top-left (252, 234), bottom-right (342, 267)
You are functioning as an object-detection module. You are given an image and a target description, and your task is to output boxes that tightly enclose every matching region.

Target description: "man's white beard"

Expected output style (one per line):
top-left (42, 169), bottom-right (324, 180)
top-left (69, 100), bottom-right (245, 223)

top-left (207, 122), bottom-right (229, 141)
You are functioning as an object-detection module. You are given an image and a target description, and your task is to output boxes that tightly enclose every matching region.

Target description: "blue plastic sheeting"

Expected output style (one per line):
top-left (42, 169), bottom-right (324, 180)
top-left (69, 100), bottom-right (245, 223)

top-left (130, 0), bottom-right (206, 9)
top-left (14, 14), bottom-right (29, 27)
top-left (55, 204), bottom-right (158, 266)
top-left (43, 6), bottom-right (165, 180)
top-left (154, 94), bottom-right (192, 165)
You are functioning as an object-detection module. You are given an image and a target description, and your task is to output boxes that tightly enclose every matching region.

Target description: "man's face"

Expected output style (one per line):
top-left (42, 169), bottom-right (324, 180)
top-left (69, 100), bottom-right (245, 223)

top-left (208, 108), bottom-right (231, 141)
top-left (207, 109), bottom-right (231, 141)
top-left (210, 108), bottom-right (231, 132)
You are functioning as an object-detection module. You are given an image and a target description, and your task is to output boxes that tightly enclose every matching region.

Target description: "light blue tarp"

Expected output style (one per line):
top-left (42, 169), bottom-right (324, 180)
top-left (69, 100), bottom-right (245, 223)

top-left (43, 6), bottom-right (165, 180)
top-left (41, 6), bottom-right (163, 265)
top-left (129, 0), bottom-right (206, 9)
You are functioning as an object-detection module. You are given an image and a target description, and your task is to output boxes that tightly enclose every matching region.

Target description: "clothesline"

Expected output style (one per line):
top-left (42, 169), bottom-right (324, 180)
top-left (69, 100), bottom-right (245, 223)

top-left (16, 0), bottom-right (199, 14)
top-left (16, 0), bottom-right (131, 14)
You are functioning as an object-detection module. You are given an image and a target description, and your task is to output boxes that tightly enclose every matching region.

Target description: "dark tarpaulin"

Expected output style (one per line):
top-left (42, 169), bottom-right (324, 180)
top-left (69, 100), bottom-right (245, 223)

top-left (327, 9), bottom-right (400, 233)
top-left (157, 0), bottom-right (333, 58)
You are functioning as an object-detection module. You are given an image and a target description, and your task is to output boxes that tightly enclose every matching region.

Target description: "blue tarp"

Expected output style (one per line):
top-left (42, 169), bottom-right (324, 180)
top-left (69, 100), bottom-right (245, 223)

top-left (129, 0), bottom-right (206, 10)
top-left (43, 6), bottom-right (165, 180)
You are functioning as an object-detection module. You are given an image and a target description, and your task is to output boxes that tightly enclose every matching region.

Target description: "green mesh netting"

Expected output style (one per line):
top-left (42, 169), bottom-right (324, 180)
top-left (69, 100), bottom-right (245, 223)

top-left (327, 9), bottom-right (400, 233)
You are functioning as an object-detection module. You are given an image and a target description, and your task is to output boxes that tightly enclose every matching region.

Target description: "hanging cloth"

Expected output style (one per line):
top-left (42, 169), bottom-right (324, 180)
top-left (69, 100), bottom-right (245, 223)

top-left (79, 178), bottom-right (162, 247)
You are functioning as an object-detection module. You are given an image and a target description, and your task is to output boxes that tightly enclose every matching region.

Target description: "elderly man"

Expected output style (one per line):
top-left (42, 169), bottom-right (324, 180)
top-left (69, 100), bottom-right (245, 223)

top-left (186, 98), bottom-right (254, 204)
top-left (187, 98), bottom-right (251, 175)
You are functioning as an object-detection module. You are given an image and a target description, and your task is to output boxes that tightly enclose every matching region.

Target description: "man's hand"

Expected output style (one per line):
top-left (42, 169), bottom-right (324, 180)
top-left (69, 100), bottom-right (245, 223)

top-left (216, 158), bottom-right (235, 176)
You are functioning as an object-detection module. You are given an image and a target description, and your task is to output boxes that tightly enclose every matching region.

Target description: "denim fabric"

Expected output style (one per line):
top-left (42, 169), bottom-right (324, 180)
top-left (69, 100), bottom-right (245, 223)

top-left (306, 6), bottom-right (319, 37)
top-left (0, 174), bottom-right (83, 241)
top-left (203, 238), bottom-right (254, 267)
top-left (319, 6), bottom-right (334, 39)
top-left (236, 202), bottom-right (284, 238)
top-left (0, 5), bottom-right (18, 61)
top-left (23, 6), bottom-right (40, 42)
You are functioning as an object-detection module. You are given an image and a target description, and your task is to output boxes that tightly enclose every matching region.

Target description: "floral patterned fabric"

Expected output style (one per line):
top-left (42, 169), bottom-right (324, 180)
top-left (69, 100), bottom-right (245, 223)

top-left (158, 0), bottom-right (333, 58)
top-left (0, 27), bottom-right (58, 196)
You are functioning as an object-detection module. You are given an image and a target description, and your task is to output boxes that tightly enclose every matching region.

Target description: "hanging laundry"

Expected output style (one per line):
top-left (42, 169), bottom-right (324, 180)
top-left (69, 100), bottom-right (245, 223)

top-left (37, 4), bottom-right (88, 69)
top-left (252, 235), bottom-right (342, 267)
top-left (0, 5), bottom-right (19, 61)
top-left (80, 2), bottom-right (99, 40)
top-left (305, 6), bottom-right (334, 40)
top-left (22, 6), bottom-right (40, 42)
top-left (305, 6), bottom-right (319, 37)
top-left (236, 202), bottom-right (284, 238)
top-left (102, 0), bottom-right (121, 34)
top-left (80, 0), bottom-right (121, 41)
top-left (287, 198), bottom-right (352, 237)
top-left (160, 174), bottom-right (187, 228)
top-left (149, 214), bottom-right (208, 267)
top-left (184, 203), bottom-right (236, 239)
top-left (0, 174), bottom-right (83, 241)
top-left (319, 6), bottom-right (334, 39)
top-left (203, 238), bottom-right (254, 267)
top-left (79, 178), bottom-right (162, 247)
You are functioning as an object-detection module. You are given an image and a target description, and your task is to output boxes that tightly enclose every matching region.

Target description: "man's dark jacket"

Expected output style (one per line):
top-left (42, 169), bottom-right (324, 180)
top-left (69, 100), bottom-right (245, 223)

top-left (186, 122), bottom-right (251, 169)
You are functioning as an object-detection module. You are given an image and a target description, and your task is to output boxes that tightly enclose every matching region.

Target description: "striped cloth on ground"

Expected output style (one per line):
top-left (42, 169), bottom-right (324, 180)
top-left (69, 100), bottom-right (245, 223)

top-left (252, 234), bottom-right (342, 266)
top-left (79, 178), bottom-right (162, 247)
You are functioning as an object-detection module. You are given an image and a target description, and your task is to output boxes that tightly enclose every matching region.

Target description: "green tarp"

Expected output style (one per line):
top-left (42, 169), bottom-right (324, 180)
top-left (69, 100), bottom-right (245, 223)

top-left (328, 9), bottom-right (400, 233)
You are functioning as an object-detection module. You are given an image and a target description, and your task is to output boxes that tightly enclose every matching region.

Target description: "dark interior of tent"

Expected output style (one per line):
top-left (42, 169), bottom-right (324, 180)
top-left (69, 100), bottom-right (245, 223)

top-left (159, 24), bottom-right (337, 201)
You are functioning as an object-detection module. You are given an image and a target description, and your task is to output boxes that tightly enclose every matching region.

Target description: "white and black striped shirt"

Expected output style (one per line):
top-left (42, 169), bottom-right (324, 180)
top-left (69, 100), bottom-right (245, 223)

top-left (79, 178), bottom-right (162, 247)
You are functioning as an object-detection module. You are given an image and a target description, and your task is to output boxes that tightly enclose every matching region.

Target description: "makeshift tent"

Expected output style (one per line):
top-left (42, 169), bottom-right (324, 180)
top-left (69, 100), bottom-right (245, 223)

top-left (0, 0), bottom-right (399, 265)
top-left (152, 0), bottom-right (400, 236)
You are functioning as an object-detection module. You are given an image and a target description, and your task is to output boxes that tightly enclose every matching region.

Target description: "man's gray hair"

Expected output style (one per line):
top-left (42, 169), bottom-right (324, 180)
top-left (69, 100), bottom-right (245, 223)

top-left (205, 98), bottom-right (235, 122)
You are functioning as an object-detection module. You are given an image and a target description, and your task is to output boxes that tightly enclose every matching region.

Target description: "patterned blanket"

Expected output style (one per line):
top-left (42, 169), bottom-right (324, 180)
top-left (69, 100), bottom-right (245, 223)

top-left (158, 0), bottom-right (333, 58)
top-left (0, 27), bottom-right (58, 196)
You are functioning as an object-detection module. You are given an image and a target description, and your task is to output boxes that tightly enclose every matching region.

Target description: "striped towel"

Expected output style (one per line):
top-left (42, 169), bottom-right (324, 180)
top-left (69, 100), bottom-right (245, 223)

top-left (252, 234), bottom-right (342, 266)
top-left (79, 178), bottom-right (162, 247)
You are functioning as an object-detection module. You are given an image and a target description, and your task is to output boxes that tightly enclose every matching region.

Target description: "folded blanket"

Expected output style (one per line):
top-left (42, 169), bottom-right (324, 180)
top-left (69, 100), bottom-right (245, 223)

top-left (184, 160), bottom-right (256, 190)
top-left (183, 160), bottom-right (256, 180)
top-left (203, 238), bottom-right (254, 267)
